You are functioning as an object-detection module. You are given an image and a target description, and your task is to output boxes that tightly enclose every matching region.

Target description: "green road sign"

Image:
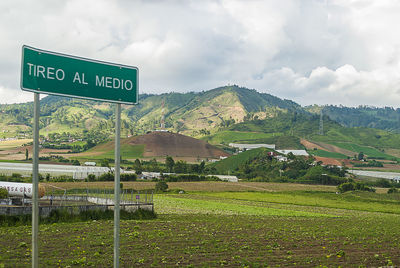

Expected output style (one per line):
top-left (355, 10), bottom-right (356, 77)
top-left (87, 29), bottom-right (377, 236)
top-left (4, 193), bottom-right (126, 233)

top-left (21, 45), bottom-right (138, 104)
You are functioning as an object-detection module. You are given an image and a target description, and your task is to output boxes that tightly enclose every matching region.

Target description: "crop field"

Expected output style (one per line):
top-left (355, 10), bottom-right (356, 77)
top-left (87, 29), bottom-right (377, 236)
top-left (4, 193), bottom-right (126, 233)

top-left (0, 139), bottom-right (31, 150)
top-left (1, 183), bottom-right (400, 266)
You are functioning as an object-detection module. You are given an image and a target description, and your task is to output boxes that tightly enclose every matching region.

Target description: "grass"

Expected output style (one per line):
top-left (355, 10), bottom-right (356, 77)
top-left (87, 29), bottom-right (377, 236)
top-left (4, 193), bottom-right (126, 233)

top-left (330, 142), bottom-right (397, 160)
top-left (1, 182), bottom-right (400, 266)
top-left (308, 149), bottom-right (348, 159)
top-left (209, 147), bottom-right (269, 173)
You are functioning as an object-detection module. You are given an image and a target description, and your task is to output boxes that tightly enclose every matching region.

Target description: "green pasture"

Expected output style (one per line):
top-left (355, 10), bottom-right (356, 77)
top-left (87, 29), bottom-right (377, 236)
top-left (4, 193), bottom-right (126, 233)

top-left (209, 147), bottom-right (267, 173)
top-left (330, 142), bottom-right (397, 160)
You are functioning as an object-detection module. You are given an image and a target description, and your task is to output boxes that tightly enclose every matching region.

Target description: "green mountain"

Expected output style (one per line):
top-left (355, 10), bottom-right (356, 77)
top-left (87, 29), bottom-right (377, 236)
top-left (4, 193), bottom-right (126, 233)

top-left (2, 85), bottom-right (400, 159)
top-left (305, 105), bottom-right (400, 133)
top-left (0, 85), bottom-right (299, 139)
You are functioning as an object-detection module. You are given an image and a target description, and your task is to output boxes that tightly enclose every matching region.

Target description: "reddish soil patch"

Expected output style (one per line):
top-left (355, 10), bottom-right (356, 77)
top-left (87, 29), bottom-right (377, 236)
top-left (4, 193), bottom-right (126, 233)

top-left (314, 156), bottom-right (343, 166)
top-left (128, 131), bottom-right (229, 158)
top-left (301, 139), bottom-right (355, 157)
top-left (300, 139), bottom-right (325, 150)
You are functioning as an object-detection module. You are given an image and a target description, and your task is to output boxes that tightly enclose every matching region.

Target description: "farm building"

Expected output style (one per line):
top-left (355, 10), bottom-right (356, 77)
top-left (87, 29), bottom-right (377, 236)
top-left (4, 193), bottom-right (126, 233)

top-left (229, 143), bottom-right (276, 150)
top-left (276, 150), bottom-right (309, 156)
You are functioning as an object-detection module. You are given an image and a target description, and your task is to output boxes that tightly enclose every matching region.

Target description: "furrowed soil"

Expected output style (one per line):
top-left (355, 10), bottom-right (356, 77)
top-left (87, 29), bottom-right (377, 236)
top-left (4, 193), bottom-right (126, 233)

top-left (1, 184), bottom-right (399, 267)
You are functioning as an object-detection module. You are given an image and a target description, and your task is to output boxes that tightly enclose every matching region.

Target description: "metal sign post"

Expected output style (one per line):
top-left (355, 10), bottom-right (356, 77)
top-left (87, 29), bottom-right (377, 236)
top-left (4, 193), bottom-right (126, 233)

top-left (21, 45), bottom-right (138, 268)
top-left (32, 93), bottom-right (39, 268)
top-left (114, 103), bottom-right (121, 268)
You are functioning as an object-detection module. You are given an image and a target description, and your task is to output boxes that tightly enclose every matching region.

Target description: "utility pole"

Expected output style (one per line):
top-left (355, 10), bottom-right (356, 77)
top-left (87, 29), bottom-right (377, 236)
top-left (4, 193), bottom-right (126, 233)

top-left (319, 108), bottom-right (324, 135)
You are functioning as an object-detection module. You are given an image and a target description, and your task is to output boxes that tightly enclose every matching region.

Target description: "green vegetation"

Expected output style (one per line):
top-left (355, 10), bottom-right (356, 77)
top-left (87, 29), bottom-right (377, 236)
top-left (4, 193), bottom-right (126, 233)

top-left (319, 105), bottom-right (400, 132)
top-left (155, 181), bottom-right (168, 192)
top-left (0, 208), bottom-right (156, 227)
top-left (0, 188), bottom-right (8, 198)
top-left (211, 148), bottom-right (347, 185)
top-left (1, 184), bottom-right (400, 266)
top-left (337, 182), bottom-right (376, 193)
top-left (210, 147), bottom-right (267, 174)
top-left (329, 142), bottom-right (397, 160)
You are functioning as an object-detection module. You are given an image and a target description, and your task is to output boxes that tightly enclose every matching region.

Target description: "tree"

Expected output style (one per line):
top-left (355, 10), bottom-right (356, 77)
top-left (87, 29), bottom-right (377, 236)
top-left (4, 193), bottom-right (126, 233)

top-left (358, 152), bottom-right (364, 160)
top-left (199, 161), bottom-right (205, 174)
top-left (25, 148), bottom-right (28, 161)
top-left (100, 159), bottom-right (110, 169)
top-left (174, 160), bottom-right (188, 174)
top-left (0, 188), bottom-right (8, 198)
top-left (149, 158), bottom-right (159, 171)
top-left (133, 159), bottom-right (142, 174)
top-left (165, 156), bottom-right (175, 173)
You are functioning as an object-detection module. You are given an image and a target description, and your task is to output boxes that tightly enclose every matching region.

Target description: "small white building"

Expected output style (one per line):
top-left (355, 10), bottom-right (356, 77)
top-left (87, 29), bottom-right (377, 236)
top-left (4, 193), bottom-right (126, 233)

top-left (276, 155), bottom-right (288, 162)
top-left (84, 162), bottom-right (97, 166)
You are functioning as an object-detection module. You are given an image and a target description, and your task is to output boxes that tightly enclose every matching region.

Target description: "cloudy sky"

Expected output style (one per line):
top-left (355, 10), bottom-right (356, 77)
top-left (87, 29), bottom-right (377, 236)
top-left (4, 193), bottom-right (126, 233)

top-left (1, 0), bottom-right (400, 107)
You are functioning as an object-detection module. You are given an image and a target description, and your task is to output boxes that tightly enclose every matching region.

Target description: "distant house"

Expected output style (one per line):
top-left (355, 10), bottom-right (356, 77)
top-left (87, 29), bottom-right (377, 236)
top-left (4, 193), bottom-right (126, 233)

top-left (276, 150), bottom-right (309, 156)
top-left (229, 143), bottom-right (276, 150)
top-left (275, 155), bottom-right (288, 162)
top-left (139, 172), bottom-right (163, 180)
top-left (84, 162), bottom-right (97, 166)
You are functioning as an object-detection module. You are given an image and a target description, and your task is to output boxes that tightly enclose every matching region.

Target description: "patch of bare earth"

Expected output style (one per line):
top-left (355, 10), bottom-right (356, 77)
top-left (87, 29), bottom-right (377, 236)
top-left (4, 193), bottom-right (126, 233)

top-left (301, 139), bottom-right (355, 157)
top-left (314, 156), bottom-right (343, 166)
top-left (128, 131), bottom-right (229, 159)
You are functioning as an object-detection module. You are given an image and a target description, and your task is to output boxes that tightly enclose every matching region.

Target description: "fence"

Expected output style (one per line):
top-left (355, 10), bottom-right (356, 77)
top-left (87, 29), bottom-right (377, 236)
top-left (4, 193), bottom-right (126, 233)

top-left (0, 189), bottom-right (153, 216)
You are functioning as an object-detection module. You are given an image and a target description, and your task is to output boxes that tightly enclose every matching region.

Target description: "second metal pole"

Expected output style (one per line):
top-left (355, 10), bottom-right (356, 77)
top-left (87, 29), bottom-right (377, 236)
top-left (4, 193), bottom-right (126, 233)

top-left (32, 93), bottom-right (39, 268)
top-left (114, 103), bottom-right (121, 268)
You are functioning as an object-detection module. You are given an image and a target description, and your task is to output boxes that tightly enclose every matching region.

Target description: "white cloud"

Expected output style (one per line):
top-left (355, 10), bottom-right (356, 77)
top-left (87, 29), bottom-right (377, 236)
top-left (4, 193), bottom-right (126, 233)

top-left (1, 0), bottom-right (400, 107)
top-left (254, 64), bottom-right (400, 107)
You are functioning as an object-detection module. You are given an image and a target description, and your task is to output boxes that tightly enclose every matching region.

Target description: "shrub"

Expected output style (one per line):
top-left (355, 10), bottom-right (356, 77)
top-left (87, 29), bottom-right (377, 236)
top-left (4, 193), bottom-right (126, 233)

top-left (98, 172), bottom-right (114, 181)
top-left (388, 187), bottom-right (399, 194)
top-left (155, 181), bottom-right (168, 192)
top-left (0, 188), bottom-right (8, 198)
top-left (338, 182), bottom-right (376, 193)
top-left (87, 174), bottom-right (96, 182)
top-left (120, 173), bottom-right (137, 181)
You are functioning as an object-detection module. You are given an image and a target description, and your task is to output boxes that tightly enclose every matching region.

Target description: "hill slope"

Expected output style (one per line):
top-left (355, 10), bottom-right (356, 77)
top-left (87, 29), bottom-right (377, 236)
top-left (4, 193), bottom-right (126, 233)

top-left (0, 85), bottom-right (300, 138)
top-left (73, 131), bottom-right (229, 161)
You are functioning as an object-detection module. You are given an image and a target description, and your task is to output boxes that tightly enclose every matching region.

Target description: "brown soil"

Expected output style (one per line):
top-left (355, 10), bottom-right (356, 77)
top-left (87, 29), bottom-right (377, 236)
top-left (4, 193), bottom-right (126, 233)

top-left (313, 156), bottom-right (343, 166)
top-left (127, 131), bottom-right (229, 158)
top-left (300, 139), bottom-right (325, 150)
top-left (301, 139), bottom-right (355, 157)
